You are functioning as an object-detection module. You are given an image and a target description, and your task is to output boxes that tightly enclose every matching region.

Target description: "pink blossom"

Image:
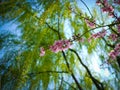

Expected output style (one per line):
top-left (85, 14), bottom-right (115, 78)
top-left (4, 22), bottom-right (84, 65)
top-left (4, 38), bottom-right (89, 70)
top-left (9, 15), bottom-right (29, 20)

top-left (114, 43), bottom-right (120, 55)
top-left (50, 40), bottom-right (71, 53)
top-left (40, 47), bottom-right (45, 56)
top-left (101, 6), bottom-right (114, 13)
top-left (85, 19), bottom-right (95, 28)
top-left (96, 0), bottom-right (101, 5)
top-left (117, 25), bottom-right (120, 33)
top-left (108, 43), bottom-right (120, 59)
top-left (97, 0), bottom-right (114, 17)
top-left (90, 30), bottom-right (106, 39)
top-left (109, 34), bottom-right (118, 41)
top-left (109, 50), bottom-right (116, 59)
top-left (108, 13), bottom-right (114, 17)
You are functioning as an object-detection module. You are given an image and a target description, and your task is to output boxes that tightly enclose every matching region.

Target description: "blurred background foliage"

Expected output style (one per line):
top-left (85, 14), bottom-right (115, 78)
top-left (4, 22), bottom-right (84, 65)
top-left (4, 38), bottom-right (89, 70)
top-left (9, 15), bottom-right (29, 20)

top-left (0, 0), bottom-right (120, 90)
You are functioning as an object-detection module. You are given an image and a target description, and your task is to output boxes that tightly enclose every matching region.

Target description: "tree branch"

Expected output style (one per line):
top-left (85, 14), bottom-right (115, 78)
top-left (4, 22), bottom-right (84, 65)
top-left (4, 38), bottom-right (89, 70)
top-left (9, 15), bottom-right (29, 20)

top-left (102, 38), bottom-right (114, 48)
top-left (69, 49), bottom-right (104, 90)
top-left (61, 51), bottom-right (83, 90)
top-left (28, 71), bottom-right (69, 76)
top-left (46, 22), bottom-right (58, 33)
top-left (57, 15), bottom-right (83, 90)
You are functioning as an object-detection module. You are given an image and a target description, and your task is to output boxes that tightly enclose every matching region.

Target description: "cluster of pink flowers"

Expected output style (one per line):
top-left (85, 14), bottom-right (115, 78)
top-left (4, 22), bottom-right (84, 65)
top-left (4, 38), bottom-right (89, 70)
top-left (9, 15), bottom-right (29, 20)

top-left (40, 39), bottom-right (72, 56)
top-left (117, 25), bottom-right (120, 33)
top-left (88, 30), bottom-right (106, 42)
top-left (108, 33), bottom-right (118, 41)
top-left (85, 19), bottom-right (95, 28)
top-left (96, 0), bottom-right (114, 17)
top-left (109, 43), bottom-right (120, 59)
top-left (50, 40), bottom-right (71, 53)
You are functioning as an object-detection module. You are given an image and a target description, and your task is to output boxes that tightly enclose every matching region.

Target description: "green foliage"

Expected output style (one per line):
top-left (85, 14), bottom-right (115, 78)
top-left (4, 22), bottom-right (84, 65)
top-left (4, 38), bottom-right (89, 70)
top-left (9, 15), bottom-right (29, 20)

top-left (0, 0), bottom-right (120, 90)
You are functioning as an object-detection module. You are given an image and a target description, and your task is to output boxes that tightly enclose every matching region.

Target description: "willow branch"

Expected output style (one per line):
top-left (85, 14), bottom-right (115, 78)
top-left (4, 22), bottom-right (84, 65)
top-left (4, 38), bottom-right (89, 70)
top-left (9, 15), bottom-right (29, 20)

top-left (69, 49), bottom-right (104, 90)
top-left (46, 22), bottom-right (58, 33)
top-left (79, 0), bottom-right (93, 18)
top-left (59, 77), bottom-right (63, 90)
top-left (59, 77), bottom-right (77, 90)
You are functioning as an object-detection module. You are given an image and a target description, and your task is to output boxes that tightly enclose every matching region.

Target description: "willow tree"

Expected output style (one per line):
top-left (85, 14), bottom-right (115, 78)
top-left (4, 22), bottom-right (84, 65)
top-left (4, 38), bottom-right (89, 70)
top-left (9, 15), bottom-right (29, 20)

top-left (0, 0), bottom-right (120, 90)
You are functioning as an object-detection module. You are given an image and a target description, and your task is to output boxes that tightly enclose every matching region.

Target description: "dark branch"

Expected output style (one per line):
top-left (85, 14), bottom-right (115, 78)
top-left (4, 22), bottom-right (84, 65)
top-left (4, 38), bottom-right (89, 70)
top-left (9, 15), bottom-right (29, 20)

top-left (62, 51), bottom-right (83, 90)
top-left (69, 49), bottom-right (104, 90)
top-left (102, 38), bottom-right (114, 48)
top-left (46, 22), bottom-right (58, 33)
top-left (28, 71), bottom-right (69, 76)
top-left (56, 15), bottom-right (83, 90)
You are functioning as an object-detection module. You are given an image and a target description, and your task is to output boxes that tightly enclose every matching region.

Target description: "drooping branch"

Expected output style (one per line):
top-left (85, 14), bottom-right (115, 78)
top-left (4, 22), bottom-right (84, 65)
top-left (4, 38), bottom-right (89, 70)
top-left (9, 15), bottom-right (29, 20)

top-left (79, 0), bottom-right (93, 18)
top-left (58, 77), bottom-right (77, 90)
top-left (69, 49), bottom-right (104, 90)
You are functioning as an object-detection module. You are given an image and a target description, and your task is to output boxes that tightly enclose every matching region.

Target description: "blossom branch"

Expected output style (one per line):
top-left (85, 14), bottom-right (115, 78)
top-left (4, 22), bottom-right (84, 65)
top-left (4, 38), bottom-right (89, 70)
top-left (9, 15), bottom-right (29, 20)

top-left (56, 15), bottom-right (83, 90)
top-left (80, 22), bottom-right (120, 38)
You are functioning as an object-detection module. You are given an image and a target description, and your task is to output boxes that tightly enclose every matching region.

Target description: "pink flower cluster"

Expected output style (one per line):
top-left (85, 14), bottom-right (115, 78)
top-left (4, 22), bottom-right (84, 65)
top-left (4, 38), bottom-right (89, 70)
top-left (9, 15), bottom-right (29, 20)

top-left (88, 30), bottom-right (106, 42)
top-left (85, 19), bottom-right (95, 28)
top-left (39, 39), bottom-right (72, 56)
top-left (40, 47), bottom-right (45, 56)
top-left (109, 43), bottom-right (120, 59)
top-left (108, 33), bottom-right (118, 41)
top-left (96, 0), bottom-right (114, 17)
top-left (50, 40), bottom-right (71, 53)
